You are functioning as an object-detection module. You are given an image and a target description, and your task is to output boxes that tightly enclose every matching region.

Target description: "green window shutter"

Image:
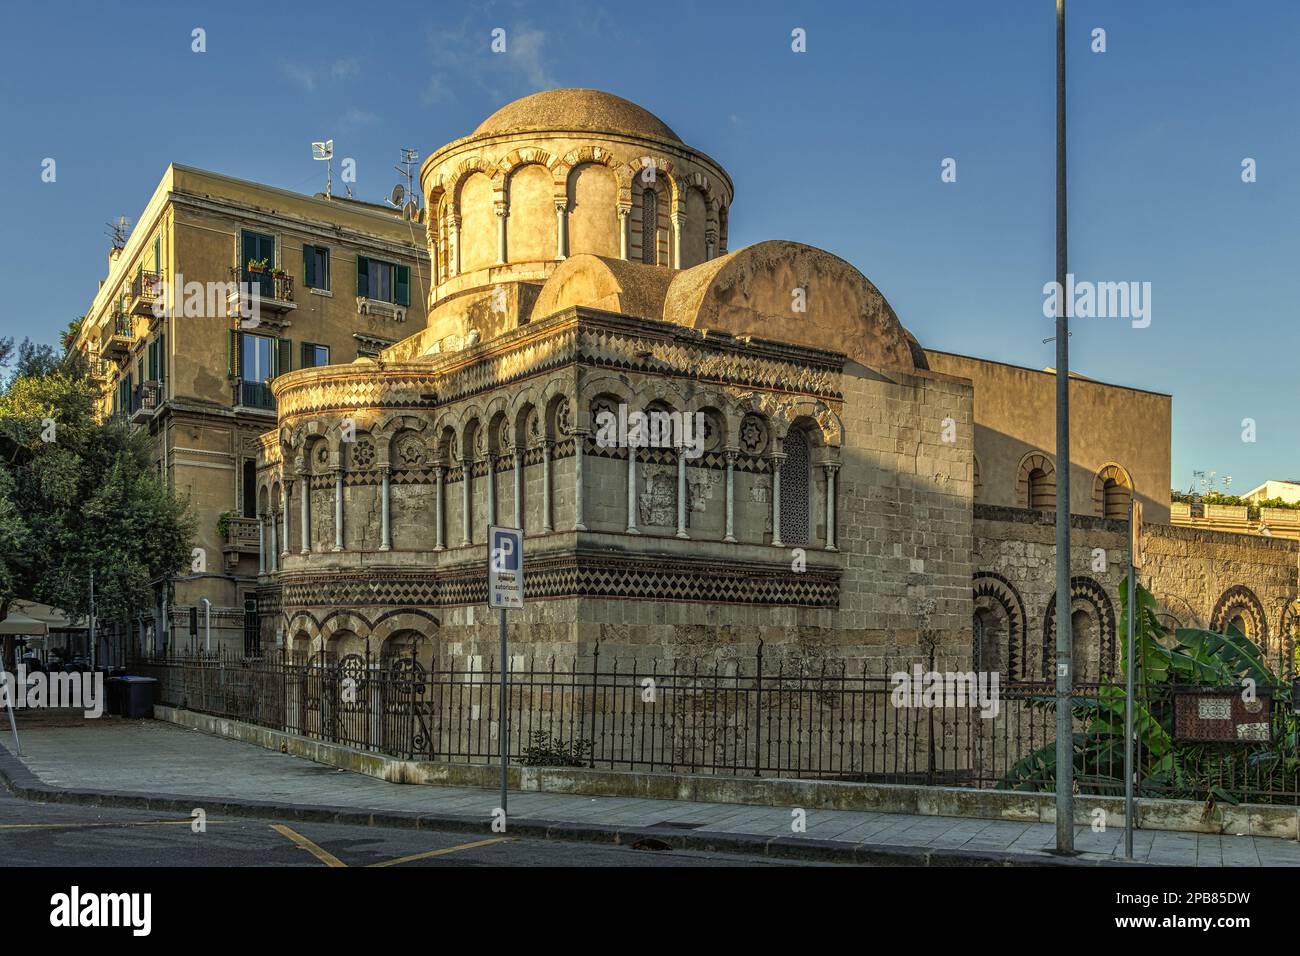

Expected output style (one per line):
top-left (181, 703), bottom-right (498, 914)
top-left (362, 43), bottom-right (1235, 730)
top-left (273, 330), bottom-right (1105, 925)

top-left (301, 341), bottom-right (311, 369)
top-left (227, 329), bottom-right (238, 377)
top-left (396, 264), bottom-right (410, 306)
top-left (241, 232), bottom-right (258, 270)
top-left (159, 333), bottom-right (166, 382)
top-left (356, 256), bottom-right (369, 298)
top-left (303, 245), bottom-right (316, 289)
top-left (154, 235), bottom-right (162, 273)
top-left (277, 338), bottom-right (292, 377)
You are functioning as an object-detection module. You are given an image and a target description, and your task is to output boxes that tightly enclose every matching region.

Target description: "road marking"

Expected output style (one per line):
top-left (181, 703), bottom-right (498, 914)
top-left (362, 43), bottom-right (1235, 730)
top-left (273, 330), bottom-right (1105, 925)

top-left (368, 837), bottom-right (514, 868)
top-left (0, 820), bottom-right (221, 831)
top-left (270, 824), bottom-right (348, 867)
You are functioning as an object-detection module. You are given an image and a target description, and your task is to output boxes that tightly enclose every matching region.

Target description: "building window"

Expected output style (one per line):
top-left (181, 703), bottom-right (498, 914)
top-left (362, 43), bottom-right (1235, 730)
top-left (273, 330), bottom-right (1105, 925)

top-left (303, 244), bottom-right (330, 291)
top-left (1028, 468), bottom-right (1055, 511)
top-left (357, 256), bottom-right (410, 306)
top-left (242, 460), bottom-right (257, 518)
top-left (640, 189), bottom-right (657, 265)
top-left (300, 342), bottom-right (330, 368)
top-left (780, 428), bottom-right (811, 545)
top-left (241, 334), bottom-right (274, 383)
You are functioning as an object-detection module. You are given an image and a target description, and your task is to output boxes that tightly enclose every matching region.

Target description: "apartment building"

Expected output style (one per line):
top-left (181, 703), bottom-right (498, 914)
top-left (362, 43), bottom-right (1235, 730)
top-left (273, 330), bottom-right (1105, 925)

top-left (71, 164), bottom-right (429, 655)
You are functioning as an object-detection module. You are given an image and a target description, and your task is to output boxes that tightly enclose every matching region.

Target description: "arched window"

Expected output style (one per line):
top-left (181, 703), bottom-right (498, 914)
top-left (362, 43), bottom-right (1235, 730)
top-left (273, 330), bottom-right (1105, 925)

top-left (640, 188), bottom-right (657, 264)
top-left (1093, 464), bottom-right (1133, 520)
top-left (1071, 608), bottom-right (1095, 684)
top-left (780, 428), bottom-right (811, 545)
top-left (1028, 468), bottom-right (1054, 511)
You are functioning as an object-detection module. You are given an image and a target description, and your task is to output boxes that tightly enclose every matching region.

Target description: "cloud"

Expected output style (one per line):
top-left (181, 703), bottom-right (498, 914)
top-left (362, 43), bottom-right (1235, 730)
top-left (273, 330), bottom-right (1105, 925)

top-left (422, 20), bottom-right (559, 107)
top-left (331, 57), bottom-right (361, 80)
top-left (282, 57), bottom-right (362, 94)
top-left (282, 62), bottom-right (317, 93)
top-left (339, 108), bottom-right (380, 130)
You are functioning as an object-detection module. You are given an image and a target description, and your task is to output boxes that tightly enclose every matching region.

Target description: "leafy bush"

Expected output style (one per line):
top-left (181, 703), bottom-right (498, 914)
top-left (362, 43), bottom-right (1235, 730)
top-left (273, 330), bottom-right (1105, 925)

top-left (521, 730), bottom-right (593, 768)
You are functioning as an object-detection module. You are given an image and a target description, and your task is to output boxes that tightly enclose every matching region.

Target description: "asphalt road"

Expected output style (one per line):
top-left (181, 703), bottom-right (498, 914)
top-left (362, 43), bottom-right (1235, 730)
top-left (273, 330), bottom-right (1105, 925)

top-left (0, 790), bottom-right (832, 867)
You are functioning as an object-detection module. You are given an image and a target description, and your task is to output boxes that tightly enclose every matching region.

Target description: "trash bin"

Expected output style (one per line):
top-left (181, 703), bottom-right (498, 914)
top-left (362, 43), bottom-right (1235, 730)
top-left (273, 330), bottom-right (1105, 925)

top-left (104, 676), bottom-right (124, 716)
top-left (117, 676), bottom-right (157, 719)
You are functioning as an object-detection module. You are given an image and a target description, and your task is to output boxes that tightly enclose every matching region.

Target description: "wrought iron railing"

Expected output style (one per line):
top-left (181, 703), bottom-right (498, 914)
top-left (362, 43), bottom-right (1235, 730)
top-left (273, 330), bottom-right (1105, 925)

top-left (235, 380), bottom-right (275, 411)
top-left (123, 648), bottom-right (1233, 798)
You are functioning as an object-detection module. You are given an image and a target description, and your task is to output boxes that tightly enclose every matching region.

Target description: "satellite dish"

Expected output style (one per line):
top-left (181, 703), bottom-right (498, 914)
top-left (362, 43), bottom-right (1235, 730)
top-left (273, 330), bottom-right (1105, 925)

top-left (403, 200), bottom-right (419, 220)
top-left (387, 184), bottom-right (405, 208)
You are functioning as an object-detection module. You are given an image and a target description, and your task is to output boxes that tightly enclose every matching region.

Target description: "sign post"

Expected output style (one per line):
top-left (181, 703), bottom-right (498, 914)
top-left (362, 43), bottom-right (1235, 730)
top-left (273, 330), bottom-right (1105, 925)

top-left (488, 526), bottom-right (524, 822)
top-left (1124, 499), bottom-right (1143, 859)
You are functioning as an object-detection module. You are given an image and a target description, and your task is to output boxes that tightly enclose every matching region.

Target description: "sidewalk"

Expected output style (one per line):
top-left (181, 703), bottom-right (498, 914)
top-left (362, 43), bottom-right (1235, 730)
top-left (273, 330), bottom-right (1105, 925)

top-left (1, 720), bottom-right (1296, 866)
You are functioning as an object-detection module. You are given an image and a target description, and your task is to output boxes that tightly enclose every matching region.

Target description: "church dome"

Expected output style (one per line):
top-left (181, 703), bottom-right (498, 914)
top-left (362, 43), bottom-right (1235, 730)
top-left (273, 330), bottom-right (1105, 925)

top-left (472, 89), bottom-right (682, 144)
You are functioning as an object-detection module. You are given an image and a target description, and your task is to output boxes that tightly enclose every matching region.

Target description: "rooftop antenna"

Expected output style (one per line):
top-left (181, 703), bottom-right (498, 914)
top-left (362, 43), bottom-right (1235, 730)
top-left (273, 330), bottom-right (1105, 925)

top-left (312, 139), bottom-right (334, 198)
top-left (105, 216), bottom-right (131, 251)
top-left (392, 148), bottom-right (422, 220)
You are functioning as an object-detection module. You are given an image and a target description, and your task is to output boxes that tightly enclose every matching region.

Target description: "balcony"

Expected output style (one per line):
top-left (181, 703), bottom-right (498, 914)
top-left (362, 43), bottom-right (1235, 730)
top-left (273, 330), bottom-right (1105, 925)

top-left (106, 311), bottom-right (133, 359)
top-left (128, 270), bottom-right (161, 317)
top-left (127, 380), bottom-right (161, 423)
top-left (227, 267), bottom-right (296, 320)
top-left (234, 380), bottom-right (276, 415)
top-left (222, 515), bottom-right (261, 570)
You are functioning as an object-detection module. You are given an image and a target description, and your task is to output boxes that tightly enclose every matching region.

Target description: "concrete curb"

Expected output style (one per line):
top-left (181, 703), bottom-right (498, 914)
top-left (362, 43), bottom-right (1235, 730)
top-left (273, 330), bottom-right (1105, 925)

top-left (0, 745), bottom-right (1126, 867)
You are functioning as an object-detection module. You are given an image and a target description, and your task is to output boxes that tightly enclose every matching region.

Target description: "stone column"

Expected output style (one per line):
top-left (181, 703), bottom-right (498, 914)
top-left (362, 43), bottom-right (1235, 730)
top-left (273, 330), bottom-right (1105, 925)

top-left (823, 463), bottom-right (839, 551)
top-left (486, 454), bottom-right (497, 526)
top-left (617, 205), bottom-right (631, 260)
top-left (434, 465), bottom-right (446, 551)
top-left (269, 508), bottom-right (279, 572)
top-left (542, 440), bottom-right (554, 533)
top-left (513, 448), bottom-right (524, 529)
top-left (554, 201), bottom-right (568, 259)
top-left (333, 470), bottom-right (344, 551)
top-left (449, 211), bottom-right (461, 277)
top-left (671, 214), bottom-right (684, 269)
top-left (461, 461), bottom-right (472, 546)
top-left (257, 514), bottom-right (266, 575)
top-left (379, 465), bottom-right (392, 551)
top-left (675, 448), bottom-right (689, 539)
top-left (705, 229), bottom-right (717, 262)
top-left (626, 444), bottom-right (639, 535)
top-left (495, 203), bottom-right (508, 264)
top-left (300, 475), bottom-right (311, 554)
top-left (280, 481), bottom-right (291, 559)
top-left (723, 450), bottom-right (737, 543)
top-left (573, 431), bottom-right (587, 532)
top-left (770, 453), bottom-right (786, 548)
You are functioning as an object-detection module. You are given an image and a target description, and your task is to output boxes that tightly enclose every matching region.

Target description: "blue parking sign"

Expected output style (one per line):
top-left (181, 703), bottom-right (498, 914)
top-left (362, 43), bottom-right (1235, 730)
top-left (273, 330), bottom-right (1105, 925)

top-left (488, 525), bottom-right (524, 608)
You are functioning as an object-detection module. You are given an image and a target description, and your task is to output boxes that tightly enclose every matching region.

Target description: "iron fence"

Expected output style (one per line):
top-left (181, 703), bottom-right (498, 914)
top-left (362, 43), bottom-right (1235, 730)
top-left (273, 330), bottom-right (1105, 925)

top-left (132, 647), bottom-right (1300, 803)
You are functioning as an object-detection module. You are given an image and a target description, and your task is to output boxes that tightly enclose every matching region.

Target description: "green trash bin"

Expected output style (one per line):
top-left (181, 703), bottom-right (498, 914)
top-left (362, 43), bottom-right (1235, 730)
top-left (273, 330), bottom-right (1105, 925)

top-left (117, 676), bottom-right (158, 719)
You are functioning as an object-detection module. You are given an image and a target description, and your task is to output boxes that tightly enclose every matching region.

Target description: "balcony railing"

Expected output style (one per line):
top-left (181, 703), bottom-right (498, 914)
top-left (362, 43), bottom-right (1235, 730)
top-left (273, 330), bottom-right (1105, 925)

top-left (128, 381), bottom-right (161, 421)
top-left (235, 380), bottom-right (276, 412)
top-left (107, 311), bottom-right (133, 357)
top-left (129, 270), bottom-right (161, 316)
top-left (229, 267), bottom-right (295, 317)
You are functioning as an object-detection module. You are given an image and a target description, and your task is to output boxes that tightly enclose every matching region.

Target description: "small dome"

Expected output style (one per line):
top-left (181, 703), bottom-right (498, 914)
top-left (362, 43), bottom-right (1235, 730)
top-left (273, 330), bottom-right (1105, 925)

top-left (473, 89), bottom-right (681, 143)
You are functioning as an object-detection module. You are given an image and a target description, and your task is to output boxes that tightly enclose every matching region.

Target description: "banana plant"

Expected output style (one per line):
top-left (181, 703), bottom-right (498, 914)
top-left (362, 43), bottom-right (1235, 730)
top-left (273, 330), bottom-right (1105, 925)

top-left (1000, 580), bottom-right (1295, 803)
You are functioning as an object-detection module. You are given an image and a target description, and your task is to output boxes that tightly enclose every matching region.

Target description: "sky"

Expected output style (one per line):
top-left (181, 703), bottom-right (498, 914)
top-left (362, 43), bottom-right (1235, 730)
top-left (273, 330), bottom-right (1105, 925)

top-left (0, 0), bottom-right (1296, 495)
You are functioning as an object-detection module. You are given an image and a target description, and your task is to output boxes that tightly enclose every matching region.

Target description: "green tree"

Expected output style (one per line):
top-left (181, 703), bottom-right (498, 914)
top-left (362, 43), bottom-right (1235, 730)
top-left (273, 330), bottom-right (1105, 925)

top-left (0, 351), bottom-right (194, 664)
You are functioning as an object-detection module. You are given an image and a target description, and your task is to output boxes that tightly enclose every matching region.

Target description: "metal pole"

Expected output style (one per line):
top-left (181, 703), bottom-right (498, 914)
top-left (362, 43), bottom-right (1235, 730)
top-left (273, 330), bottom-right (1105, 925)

top-left (1124, 548), bottom-right (1136, 859)
top-left (1053, 0), bottom-right (1075, 854)
top-left (499, 607), bottom-right (508, 819)
top-left (88, 568), bottom-right (96, 670)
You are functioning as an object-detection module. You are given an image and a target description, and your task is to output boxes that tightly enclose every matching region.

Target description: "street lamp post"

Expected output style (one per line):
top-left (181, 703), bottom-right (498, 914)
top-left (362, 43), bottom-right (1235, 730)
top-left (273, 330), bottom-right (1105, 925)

top-left (1053, 0), bottom-right (1075, 855)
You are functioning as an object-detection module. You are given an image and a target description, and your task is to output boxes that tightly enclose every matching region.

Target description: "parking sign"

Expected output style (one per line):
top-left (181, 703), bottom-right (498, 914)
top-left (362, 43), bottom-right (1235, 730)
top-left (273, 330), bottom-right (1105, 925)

top-left (488, 525), bottom-right (524, 609)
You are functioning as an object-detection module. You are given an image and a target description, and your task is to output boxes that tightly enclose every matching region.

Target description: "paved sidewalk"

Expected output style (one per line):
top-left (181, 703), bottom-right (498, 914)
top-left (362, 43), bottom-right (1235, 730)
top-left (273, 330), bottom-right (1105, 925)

top-left (2, 721), bottom-right (1297, 866)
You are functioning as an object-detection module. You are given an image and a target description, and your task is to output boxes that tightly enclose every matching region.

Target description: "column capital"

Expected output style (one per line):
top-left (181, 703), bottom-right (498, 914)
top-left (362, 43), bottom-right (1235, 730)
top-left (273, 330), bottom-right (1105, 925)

top-left (822, 462), bottom-right (840, 476)
top-left (554, 200), bottom-right (569, 214)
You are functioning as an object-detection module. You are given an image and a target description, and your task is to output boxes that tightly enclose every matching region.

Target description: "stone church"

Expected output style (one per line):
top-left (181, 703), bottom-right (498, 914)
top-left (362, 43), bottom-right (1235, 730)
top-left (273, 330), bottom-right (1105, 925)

top-left (255, 89), bottom-right (1300, 681)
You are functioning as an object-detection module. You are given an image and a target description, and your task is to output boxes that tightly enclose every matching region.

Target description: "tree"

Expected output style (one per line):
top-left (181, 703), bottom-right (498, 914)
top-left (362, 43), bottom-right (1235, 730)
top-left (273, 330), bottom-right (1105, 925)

top-left (0, 349), bottom-right (194, 666)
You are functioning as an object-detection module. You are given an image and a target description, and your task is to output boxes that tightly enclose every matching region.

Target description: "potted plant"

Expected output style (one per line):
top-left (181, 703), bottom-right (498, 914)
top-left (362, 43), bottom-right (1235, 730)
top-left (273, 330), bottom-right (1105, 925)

top-left (246, 257), bottom-right (269, 274)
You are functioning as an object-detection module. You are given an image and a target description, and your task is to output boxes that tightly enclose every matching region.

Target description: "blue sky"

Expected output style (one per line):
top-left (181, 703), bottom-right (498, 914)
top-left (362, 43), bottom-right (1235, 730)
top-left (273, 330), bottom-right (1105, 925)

top-left (1, 0), bottom-right (1296, 495)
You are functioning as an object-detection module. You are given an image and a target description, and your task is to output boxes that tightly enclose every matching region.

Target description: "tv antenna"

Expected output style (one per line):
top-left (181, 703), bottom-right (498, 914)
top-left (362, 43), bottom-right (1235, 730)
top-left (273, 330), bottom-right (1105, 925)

top-left (390, 148), bottom-right (422, 220)
top-left (105, 216), bottom-right (131, 251)
top-left (312, 139), bottom-right (334, 198)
